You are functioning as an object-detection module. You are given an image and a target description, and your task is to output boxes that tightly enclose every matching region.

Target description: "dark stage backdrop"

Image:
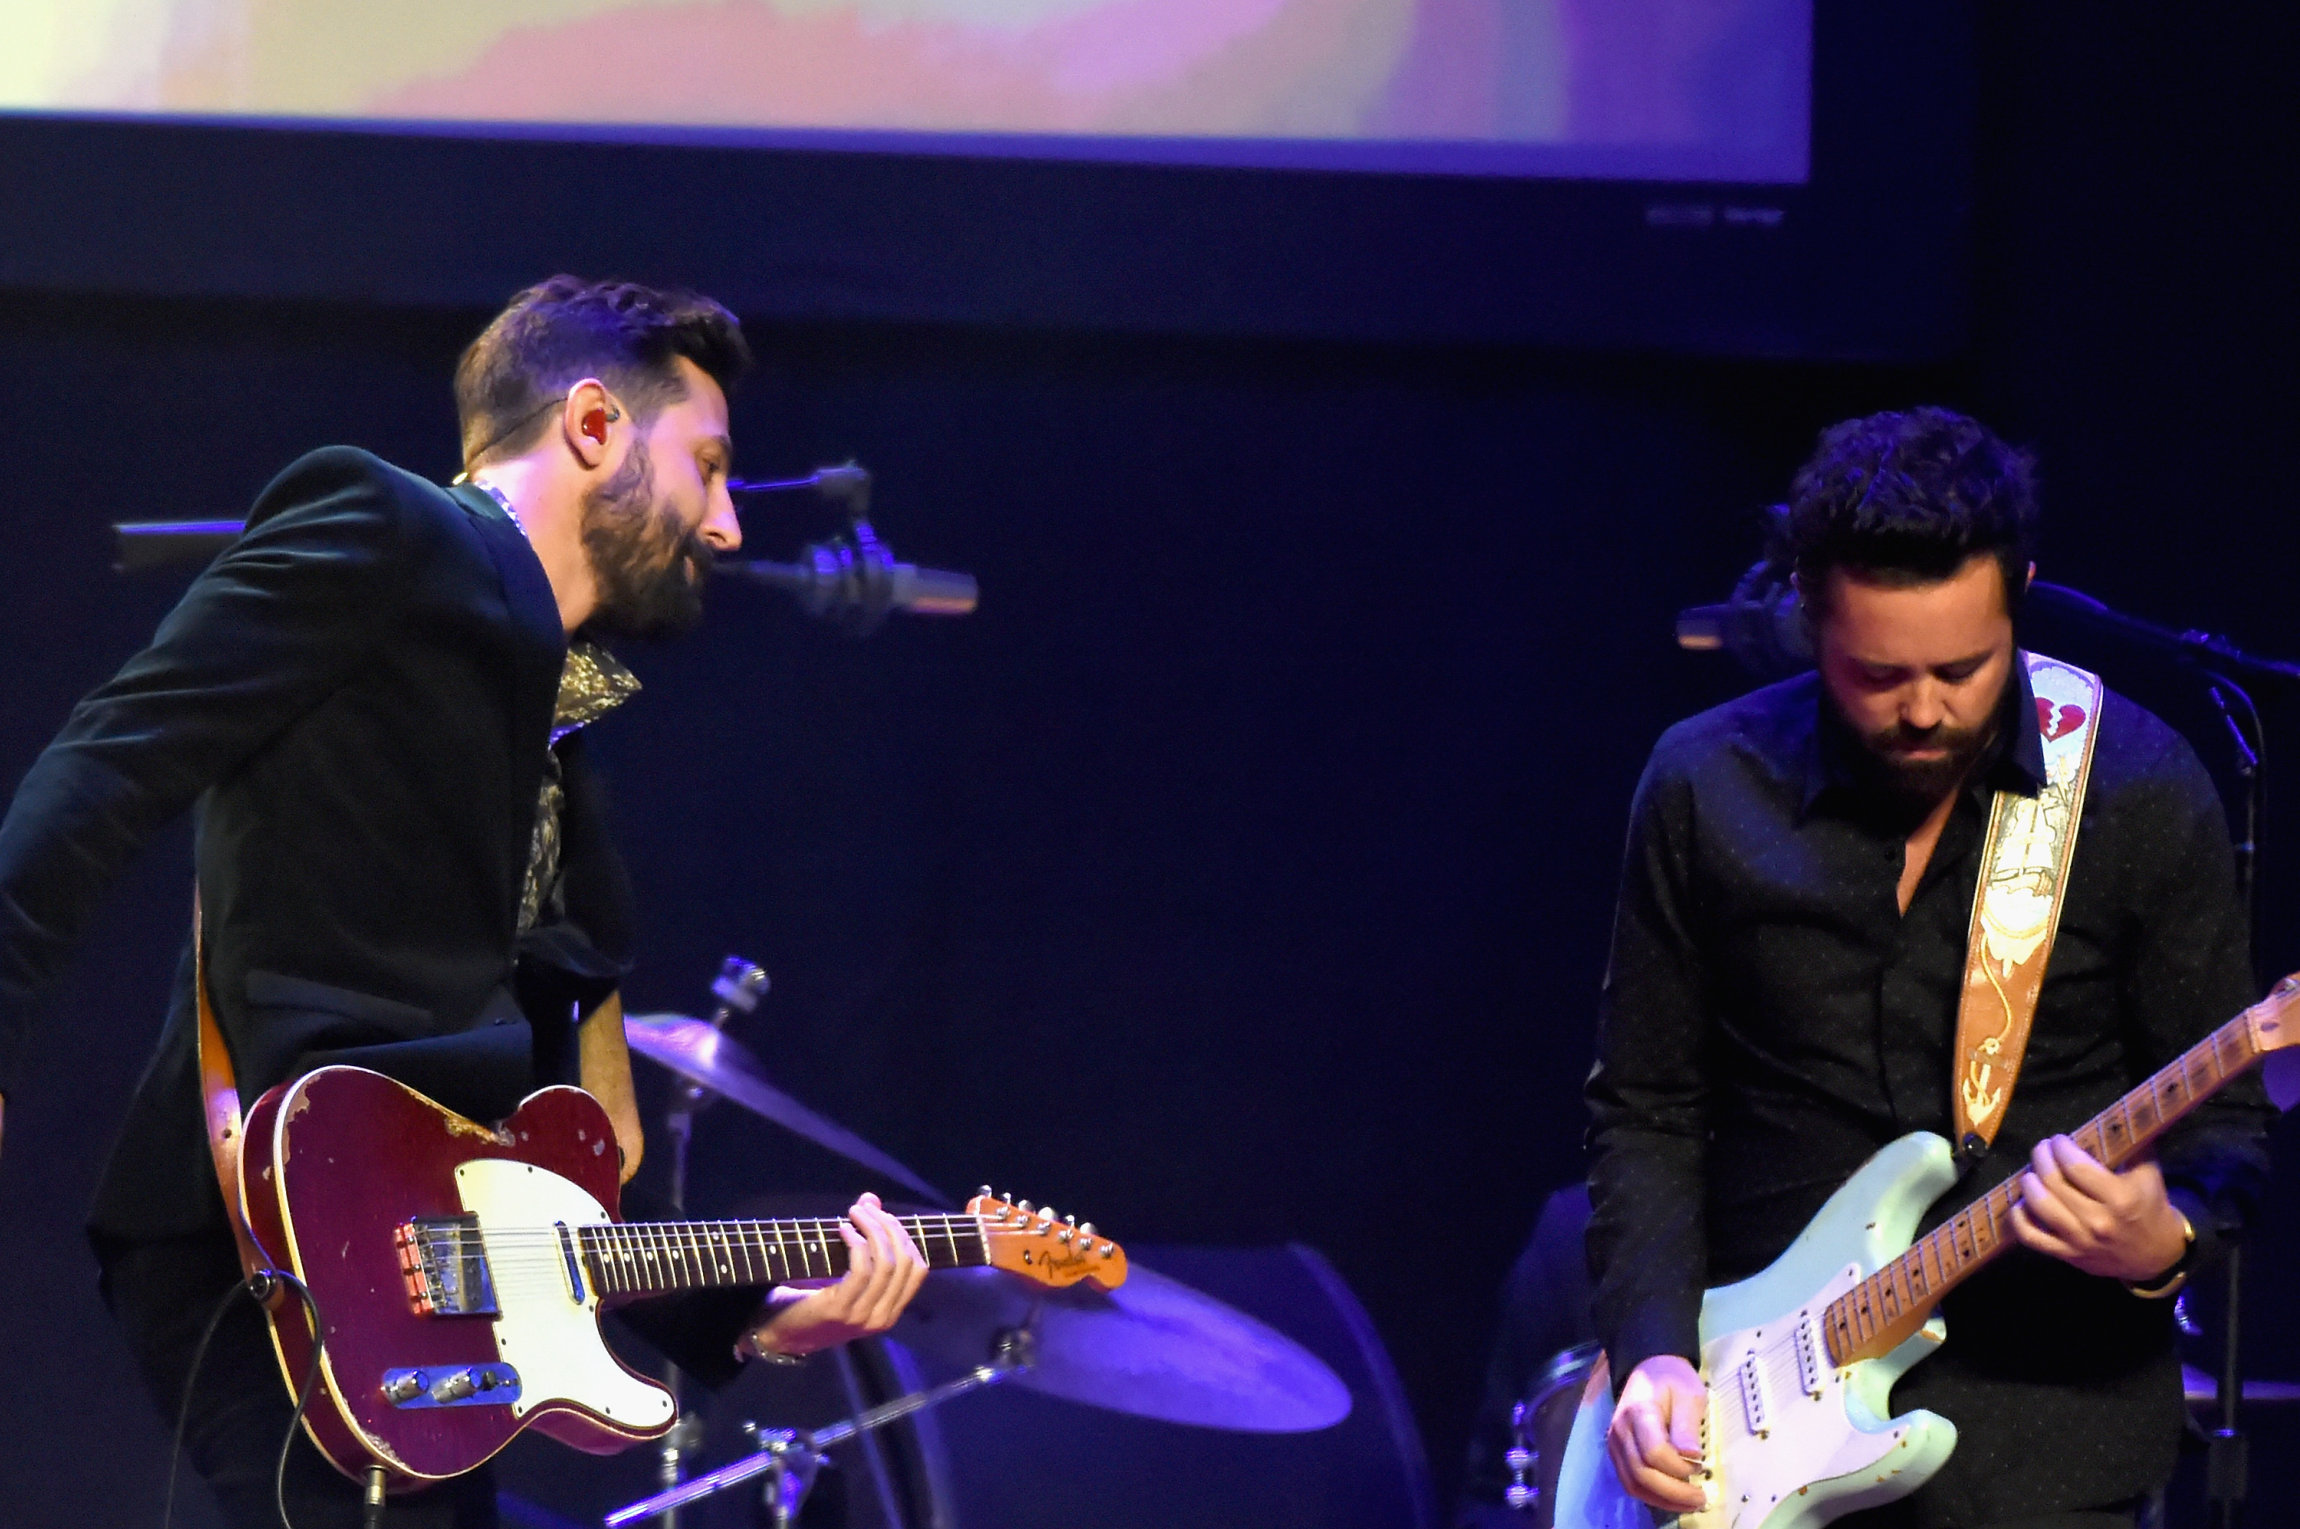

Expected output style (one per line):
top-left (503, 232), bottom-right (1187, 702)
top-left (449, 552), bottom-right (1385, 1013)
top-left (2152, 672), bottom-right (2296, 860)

top-left (0, 7), bottom-right (2294, 1527)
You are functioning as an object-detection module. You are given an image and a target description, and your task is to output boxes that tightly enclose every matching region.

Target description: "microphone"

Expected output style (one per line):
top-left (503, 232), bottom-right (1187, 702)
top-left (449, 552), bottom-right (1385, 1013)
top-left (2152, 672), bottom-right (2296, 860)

top-left (1676, 559), bottom-right (1812, 681)
top-left (722, 461), bottom-right (977, 635)
top-left (719, 518), bottom-right (978, 636)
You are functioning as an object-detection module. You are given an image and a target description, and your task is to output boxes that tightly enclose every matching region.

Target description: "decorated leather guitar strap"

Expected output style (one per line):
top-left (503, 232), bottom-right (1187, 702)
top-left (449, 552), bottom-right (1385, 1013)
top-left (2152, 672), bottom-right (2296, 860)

top-left (190, 895), bottom-right (280, 1294)
top-left (1952, 651), bottom-right (2106, 1156)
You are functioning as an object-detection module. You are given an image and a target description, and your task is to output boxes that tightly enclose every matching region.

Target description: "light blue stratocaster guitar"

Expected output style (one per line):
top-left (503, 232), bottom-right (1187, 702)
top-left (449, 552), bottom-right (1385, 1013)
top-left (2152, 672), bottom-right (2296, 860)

top-left (1555, 978), bottom-right (2300, 1529)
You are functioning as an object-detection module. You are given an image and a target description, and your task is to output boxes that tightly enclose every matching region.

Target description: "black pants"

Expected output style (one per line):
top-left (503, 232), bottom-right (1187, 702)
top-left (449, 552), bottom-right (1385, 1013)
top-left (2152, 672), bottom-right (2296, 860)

top-left (97, 1231), bottom-right (499, 1529)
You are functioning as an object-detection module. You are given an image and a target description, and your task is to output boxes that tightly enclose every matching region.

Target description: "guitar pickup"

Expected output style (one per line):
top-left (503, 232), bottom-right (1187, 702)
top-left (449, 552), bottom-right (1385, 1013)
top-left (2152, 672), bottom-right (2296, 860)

top-left (1795, 1314), bottom-right (1825, 1398)
top-left (1737, 1352), bottom-right (1769, 1438)
top-left (381, 1363), bottom-right (521, 1409)
top-left (395, 1215), bottom-right (499, 1317)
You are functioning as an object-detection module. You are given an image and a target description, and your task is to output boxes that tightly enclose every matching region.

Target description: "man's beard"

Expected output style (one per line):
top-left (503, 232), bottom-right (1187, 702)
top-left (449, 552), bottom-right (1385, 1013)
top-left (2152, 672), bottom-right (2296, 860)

top-left (1856, 713), bottom-right (1999, 806)
top-left (579, 440), bottom-right (713, 639)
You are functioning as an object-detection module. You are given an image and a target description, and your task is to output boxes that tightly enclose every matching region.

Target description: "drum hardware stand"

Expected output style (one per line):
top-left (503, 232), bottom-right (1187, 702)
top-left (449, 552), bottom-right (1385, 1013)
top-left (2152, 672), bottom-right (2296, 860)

top-left (828, 1344), bottom-right (910, 1521)
top-left (1502, 1400), bottom-right (1537, 1512)
top-left (1503, 1340), bottom-right (1603, 1516)
top-left (655, 957), bottom-right (773, 1529)
top-left (605, 1328), bottom-right (1037, 1529)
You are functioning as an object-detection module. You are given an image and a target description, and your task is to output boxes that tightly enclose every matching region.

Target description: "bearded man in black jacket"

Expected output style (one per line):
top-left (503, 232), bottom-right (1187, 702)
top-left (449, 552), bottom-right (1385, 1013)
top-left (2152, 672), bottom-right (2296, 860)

top-left (0, 277), bottom-right (926, 1527)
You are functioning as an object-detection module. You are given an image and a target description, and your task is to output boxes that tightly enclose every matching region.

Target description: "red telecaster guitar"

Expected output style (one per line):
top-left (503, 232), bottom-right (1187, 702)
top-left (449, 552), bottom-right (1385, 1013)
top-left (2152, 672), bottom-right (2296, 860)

top-left (235, 1065), bottom-right (1128, 1489)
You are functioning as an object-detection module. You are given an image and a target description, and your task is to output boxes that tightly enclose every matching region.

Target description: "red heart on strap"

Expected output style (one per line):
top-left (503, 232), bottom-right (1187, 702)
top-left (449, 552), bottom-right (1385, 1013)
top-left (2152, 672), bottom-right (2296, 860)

top-left (2035, 699), bottom-right (2086, 742)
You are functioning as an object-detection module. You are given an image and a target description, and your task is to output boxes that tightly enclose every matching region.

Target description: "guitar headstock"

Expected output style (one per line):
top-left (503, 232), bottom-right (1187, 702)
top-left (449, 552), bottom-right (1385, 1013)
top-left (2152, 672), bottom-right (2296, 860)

top-left (969, 1189), bottom-right (1129, 1291)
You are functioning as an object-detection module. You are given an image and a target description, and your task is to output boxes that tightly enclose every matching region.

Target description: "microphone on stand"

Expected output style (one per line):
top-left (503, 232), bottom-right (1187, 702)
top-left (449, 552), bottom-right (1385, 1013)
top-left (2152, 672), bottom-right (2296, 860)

top-left (1674, 559), bottom-right (1811, 681)
top-left (721, 462), bottom-right (979, 635)
top-left (717, 521), bottom-right (978, 636)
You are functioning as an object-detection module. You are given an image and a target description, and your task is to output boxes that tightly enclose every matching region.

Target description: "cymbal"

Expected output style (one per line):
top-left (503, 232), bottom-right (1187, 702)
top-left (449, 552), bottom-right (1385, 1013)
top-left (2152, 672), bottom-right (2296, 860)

top-left (890, 1262), bottom-right (1352, 1434)
top-left (2184, 1363), bottom-right (2300, 1405)
top-left (623, 1013), bottom-right (950, 1207)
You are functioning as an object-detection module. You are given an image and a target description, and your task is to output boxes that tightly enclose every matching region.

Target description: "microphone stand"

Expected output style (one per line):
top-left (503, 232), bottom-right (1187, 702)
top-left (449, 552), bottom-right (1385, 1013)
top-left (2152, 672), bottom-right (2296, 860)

top-left (113, 461), bottom-right (979, 633)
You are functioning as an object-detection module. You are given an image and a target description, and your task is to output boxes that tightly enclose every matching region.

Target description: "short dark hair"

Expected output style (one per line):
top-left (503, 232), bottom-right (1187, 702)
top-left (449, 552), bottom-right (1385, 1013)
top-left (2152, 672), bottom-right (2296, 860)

top-left (454, 276), bottom-right (751, 469)
top-left (1773, 406), bottom-right (2039, 615)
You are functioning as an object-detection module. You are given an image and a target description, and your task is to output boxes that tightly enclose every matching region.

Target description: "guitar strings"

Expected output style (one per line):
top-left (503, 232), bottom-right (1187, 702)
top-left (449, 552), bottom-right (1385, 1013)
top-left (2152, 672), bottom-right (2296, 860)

top-left (410, 1232), bottom-right (1080, 1277)
top-left (395, 1216), bottom-right (1102, 1290)
top-left (406, 1219), bottom-right (1081, 1250)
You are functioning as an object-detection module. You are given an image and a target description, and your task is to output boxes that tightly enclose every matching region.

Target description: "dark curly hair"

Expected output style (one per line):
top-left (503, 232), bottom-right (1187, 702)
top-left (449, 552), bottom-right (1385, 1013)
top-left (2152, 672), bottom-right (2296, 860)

top-left (1772, 407), bottom-right (2039, 617)
top-left (454, 276), bottom-right (751, 471)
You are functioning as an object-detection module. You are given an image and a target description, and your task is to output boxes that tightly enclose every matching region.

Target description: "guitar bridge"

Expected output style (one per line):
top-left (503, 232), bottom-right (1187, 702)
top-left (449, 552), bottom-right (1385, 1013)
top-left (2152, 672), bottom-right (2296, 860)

top-left (395, 1215), bottom-right (499, 1317)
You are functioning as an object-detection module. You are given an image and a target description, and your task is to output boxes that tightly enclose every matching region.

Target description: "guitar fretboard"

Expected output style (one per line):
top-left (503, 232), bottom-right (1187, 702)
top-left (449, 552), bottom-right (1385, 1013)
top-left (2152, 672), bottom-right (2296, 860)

top-left (1821, 988), bottom-right (2290, 1368)
top-left (579, 1216), bottom-right (989, 1299)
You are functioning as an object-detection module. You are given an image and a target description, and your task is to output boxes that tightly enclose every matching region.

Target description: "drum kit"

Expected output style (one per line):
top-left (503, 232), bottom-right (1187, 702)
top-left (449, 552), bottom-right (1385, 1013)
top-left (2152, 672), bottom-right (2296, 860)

top-left (605, 959), bottom-right (1352, 1527)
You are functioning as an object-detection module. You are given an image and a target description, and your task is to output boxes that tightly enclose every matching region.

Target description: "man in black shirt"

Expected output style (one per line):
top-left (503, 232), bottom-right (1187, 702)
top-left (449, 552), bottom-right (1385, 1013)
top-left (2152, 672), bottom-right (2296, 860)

top-left (1586, 408), bottom-right (2270, 1527)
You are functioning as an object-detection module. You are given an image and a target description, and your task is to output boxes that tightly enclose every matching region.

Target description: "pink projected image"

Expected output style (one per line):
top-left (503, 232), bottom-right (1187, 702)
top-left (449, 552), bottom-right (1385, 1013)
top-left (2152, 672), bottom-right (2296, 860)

top-left (17, 0), bottom-right (1809, 182)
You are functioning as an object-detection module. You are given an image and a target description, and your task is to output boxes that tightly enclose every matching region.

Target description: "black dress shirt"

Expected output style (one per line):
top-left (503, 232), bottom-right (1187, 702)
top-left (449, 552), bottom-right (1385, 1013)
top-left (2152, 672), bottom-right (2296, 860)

top-left (1585, 658), bottom-right (2271, 1525)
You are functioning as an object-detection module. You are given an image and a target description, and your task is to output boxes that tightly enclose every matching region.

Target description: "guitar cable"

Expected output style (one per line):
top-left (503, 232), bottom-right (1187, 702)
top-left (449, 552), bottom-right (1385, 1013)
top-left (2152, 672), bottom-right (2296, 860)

top-left (160, 1267), bottom-right (327, 1529)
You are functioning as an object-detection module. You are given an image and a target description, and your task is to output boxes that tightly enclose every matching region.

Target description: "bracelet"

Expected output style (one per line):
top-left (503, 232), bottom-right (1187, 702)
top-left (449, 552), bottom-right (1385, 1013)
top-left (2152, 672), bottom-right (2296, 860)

top-left (2124, 1211), bottom-right (2196, 1300)
top-left (733, 1327), bottom-right (811, 1366)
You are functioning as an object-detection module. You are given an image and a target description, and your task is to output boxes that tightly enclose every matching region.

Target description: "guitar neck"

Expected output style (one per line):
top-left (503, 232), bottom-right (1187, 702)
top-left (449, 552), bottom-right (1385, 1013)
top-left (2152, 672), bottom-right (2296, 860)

top-left (1823, 986), bottom-right (2293, 1367)
top-left (580, 1214), bottom-right (988, 1300)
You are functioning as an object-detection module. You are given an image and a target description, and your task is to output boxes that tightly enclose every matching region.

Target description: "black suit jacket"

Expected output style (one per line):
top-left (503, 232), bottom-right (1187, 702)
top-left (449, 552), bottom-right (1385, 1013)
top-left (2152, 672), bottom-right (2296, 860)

top-left (0, 447), bottom-right (616, 1240)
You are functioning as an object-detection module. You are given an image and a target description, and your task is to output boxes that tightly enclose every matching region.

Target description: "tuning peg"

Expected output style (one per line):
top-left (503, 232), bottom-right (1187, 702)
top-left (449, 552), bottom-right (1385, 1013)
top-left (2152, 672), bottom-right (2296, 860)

top-left (977, 1185), bottom-right (993, 1200)
top-left (1057, 1227), bottom-right (1073, 1244)
top-left (1037, 1206), bottom-right (1056, 1224)
top-left (1016, 1200), bottom-right (1033, 1214)
top-left (1078, 1222), bottom-right (1094, 1238)
top-left (1063, 1213), bottom-right (1076, 1225)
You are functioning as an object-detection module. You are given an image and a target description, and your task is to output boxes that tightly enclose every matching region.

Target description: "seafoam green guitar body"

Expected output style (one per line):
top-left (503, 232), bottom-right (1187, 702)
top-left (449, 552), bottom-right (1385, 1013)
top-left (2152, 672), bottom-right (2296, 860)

top-left (1555, 1134), bottom-right (1965, 1529)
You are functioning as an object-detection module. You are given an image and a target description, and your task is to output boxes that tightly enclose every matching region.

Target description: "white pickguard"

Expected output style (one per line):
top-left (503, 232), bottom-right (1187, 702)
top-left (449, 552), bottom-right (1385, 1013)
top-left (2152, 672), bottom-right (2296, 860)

top-left (1685, 1268), bottom-right (1929, 1528)
top-left (1555, 1133), bottom-right (1964, 1529)
top-left (454, 1159), bottom-right (676, 1431)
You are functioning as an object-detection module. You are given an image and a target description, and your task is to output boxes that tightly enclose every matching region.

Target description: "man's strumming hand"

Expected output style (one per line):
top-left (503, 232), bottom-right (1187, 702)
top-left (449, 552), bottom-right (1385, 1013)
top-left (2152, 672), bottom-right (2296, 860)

top-left (2009, 1134), bottom-right (2190, 1284)
top-left (1607, 1353), bottom-right (1709, 1514)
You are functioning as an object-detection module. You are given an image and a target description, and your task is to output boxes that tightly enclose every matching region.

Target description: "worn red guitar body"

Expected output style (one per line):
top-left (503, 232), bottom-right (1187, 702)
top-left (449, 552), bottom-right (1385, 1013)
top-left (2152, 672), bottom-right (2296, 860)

top-left (238, 1067), bottom-right (671, 1490)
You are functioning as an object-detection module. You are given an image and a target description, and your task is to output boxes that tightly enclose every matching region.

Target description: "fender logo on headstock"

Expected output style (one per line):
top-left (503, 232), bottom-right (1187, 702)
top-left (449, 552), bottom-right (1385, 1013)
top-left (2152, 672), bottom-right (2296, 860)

top-left (1019, 1245), bottom-right (1100, 1276)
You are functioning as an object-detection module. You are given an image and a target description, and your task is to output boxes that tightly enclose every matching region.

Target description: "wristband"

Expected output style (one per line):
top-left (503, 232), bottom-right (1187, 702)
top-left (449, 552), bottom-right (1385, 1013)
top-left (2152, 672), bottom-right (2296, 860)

top-left (733, 1327), bottom-right (811, 1366)
top-left (2124, 1211), bottom-right (2196, 1300)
